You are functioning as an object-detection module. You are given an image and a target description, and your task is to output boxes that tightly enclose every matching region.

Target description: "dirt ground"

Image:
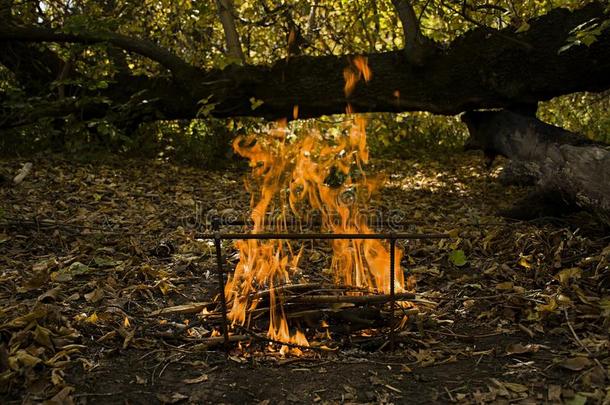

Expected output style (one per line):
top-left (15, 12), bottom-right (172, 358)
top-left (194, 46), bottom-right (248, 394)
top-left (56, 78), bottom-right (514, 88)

top-left (1, 153), bottom-right (609, 404)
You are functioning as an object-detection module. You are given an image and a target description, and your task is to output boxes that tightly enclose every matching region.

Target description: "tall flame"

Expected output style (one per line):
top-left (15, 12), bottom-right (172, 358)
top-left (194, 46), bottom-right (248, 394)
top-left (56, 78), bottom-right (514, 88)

top-left (344, 56), bottom-right (372, 98)
top-left (226, 56), bottom-right (405, 347)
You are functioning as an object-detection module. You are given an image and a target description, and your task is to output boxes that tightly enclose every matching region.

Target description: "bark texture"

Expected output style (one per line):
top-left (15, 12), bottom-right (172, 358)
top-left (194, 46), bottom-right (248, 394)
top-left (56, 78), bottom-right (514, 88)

top-left (462, 110), bottom-right (610, 222)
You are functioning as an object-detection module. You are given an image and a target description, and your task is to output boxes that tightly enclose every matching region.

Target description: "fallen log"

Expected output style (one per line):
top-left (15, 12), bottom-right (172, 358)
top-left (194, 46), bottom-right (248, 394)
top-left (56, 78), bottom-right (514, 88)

top-left (1, 3), bottom-right (609, 124)
top-left (462, 110), bottom-right (610, 224)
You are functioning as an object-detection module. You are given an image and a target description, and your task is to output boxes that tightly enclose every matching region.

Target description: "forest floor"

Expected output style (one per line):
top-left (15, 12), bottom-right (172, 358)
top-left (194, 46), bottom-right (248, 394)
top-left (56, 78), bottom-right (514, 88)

top-left (1, 153), bottom-right (609, 404)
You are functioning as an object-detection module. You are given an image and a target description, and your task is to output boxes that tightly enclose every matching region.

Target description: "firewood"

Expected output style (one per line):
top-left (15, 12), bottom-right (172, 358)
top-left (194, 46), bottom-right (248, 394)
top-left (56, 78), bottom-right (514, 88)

top-left (252, 283), bottom-right (321, 299)
top-left (287, 292), bottom-right (416, 305)
top-left (197, 334), bottom-right (250, 345)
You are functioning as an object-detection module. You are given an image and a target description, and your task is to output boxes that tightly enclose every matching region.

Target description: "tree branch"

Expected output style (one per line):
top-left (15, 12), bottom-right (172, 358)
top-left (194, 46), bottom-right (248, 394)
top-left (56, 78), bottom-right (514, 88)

top-left (390, 0), bottom-right (432, 64)
top-left (0, 25), bottom-right (199, 81)
top-left (444, 1), bottom-right (532, 50)
top-left (215, 0), bottom-right (245, 63)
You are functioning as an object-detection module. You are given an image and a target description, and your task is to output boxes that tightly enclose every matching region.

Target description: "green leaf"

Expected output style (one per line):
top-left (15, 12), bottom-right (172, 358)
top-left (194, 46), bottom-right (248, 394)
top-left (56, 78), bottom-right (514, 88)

top-left (449, 250), bottom-right (467, 267)
top-left (249, 97), bottom-right (264, 110)
top-left (565, 394), bottom-right (587, 405)
top-left (218, 55), bottom-right (243, 69)
top-left (196, 95), bottom-right (217, 117)
top-left (515, 22), bottom-right (530, 33)
top-left (51, 262), bottom-right (90, 282)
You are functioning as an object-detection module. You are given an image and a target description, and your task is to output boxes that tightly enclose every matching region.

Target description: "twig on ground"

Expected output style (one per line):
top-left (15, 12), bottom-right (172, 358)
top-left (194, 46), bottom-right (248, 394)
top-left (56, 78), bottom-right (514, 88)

top-left (430, 293), bottom-right (544, 304)
top-left (424, 329), bottom-right (504, 339)
top-left (563, 309), bottom-right (605, 372)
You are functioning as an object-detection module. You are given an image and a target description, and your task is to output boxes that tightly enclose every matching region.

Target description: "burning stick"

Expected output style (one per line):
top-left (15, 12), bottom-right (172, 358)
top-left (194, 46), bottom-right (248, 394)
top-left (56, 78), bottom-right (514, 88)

top-left (287, 292), bottom-right (415, 305)
top-left (252, 283), bottom-right (322, 299)
top-left (194, 334), bottom-right (250, 346)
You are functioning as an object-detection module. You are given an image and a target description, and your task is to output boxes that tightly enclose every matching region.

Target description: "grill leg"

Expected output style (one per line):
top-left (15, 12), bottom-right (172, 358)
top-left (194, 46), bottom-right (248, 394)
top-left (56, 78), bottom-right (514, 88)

top-left (213, 219), bottom-right (230, 351)
top-left (389, 237), bottom-right (396, 350)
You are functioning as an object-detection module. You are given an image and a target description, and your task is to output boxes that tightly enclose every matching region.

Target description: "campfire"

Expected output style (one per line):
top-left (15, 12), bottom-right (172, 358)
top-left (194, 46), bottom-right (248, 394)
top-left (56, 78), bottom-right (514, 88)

top-left (203, 57), bottom-right (446, 353)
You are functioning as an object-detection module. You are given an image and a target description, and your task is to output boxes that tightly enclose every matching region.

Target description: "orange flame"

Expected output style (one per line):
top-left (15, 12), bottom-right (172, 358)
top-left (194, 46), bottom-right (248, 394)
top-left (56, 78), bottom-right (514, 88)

top-left (293, 105), bottom-right (299, 120)
top-left (344, 56), bottom-right (372, 98)
top-left (354, 56), bottom-right (372, 83)
top-left (227, 56), bottom-right (407, 348)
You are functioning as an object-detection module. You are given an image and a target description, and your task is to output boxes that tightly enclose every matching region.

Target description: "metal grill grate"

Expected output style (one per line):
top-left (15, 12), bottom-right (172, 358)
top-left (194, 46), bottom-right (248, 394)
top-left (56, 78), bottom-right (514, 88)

top-left (196, 218), bottom-right (449, 350)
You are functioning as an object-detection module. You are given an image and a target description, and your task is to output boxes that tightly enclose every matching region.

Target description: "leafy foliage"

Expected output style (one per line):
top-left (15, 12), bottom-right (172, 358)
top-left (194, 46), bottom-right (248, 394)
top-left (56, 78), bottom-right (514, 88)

top-left (539, 91), bottom-right (610, 143)
top-left (367, 112), bottom-right (468, 157)
top-left (0, 0), bottom-right (608, 160)
top-left (147, 119), bottom-right (235, 167)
